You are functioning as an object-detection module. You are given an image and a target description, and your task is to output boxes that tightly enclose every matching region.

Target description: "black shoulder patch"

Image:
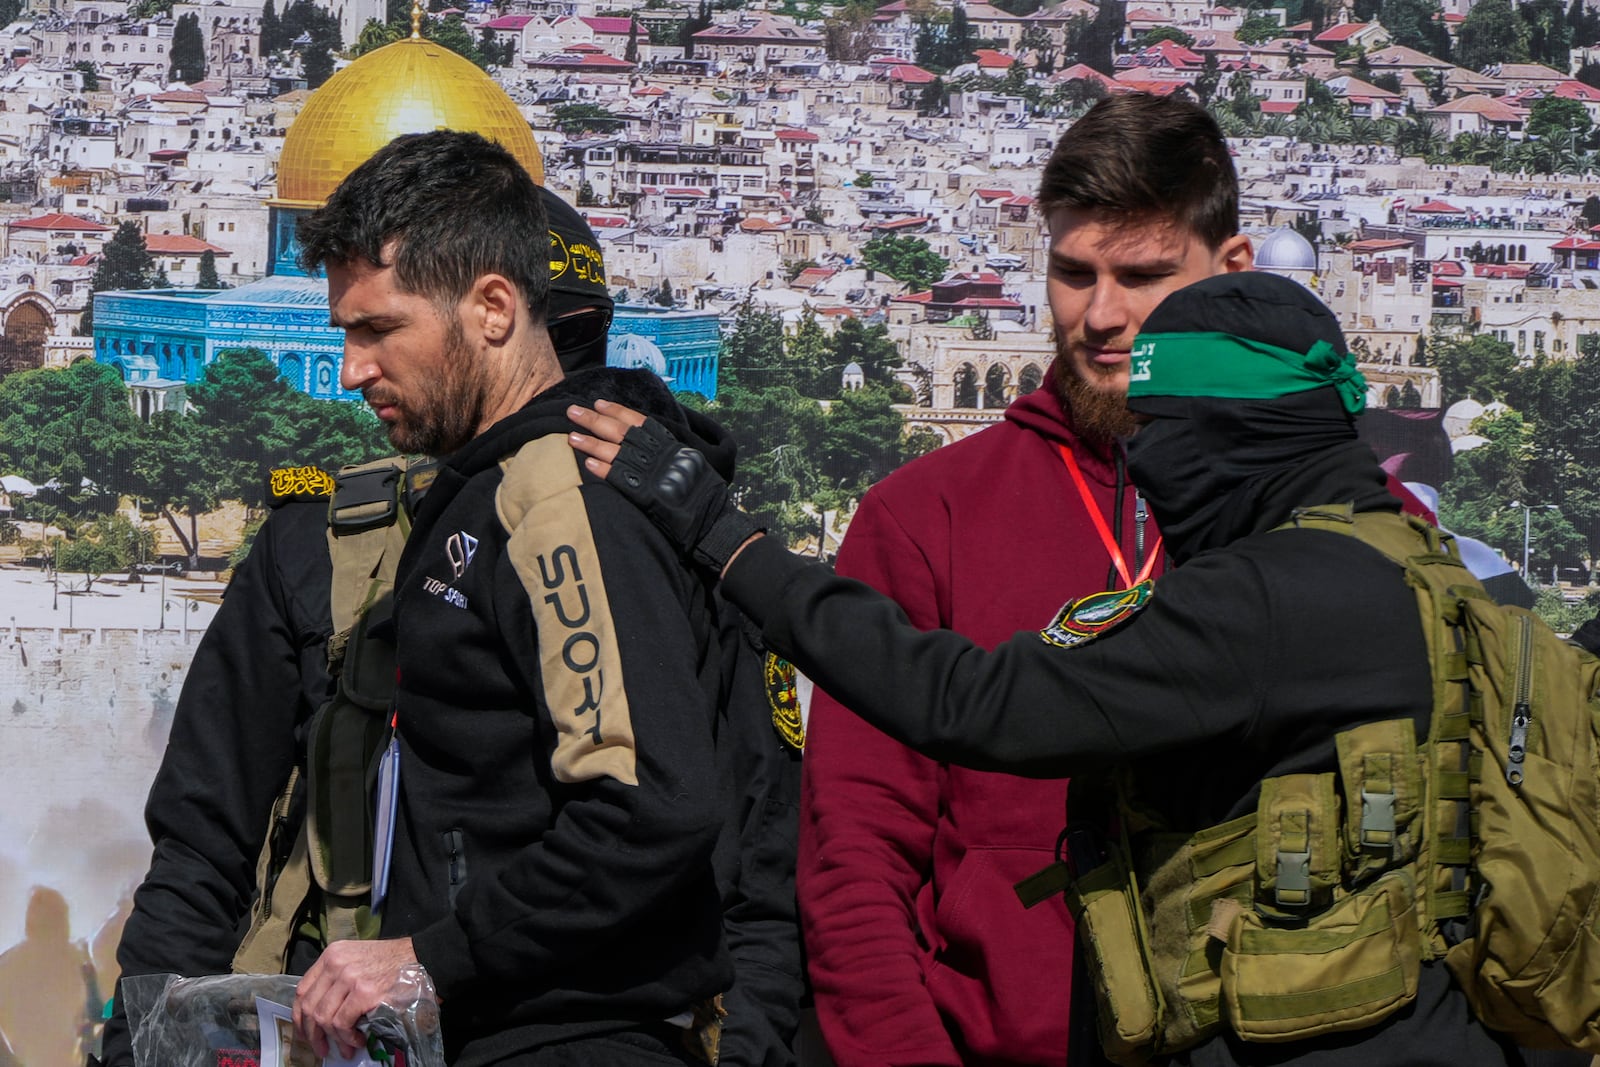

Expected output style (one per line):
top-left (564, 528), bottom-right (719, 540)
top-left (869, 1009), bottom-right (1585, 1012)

top-left (267, 464), bottom-right (335, 506)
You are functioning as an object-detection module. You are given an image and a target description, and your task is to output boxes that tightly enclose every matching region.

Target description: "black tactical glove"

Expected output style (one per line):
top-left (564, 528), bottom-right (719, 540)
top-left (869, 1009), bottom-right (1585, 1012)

top-left (605, 417), bottom-right (763, 574)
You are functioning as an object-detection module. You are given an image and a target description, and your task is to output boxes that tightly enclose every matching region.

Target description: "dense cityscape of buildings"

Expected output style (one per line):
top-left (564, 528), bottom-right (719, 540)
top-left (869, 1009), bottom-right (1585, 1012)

top-left (0, 0), bottom-right (1594, 446)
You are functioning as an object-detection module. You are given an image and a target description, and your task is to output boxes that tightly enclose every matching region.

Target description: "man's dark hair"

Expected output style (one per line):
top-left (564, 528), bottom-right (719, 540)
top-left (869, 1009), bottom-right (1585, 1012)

top-left (1037, 93), bottom-right (1238, 248)
top-left (298, 130), bottom-right (550, 322)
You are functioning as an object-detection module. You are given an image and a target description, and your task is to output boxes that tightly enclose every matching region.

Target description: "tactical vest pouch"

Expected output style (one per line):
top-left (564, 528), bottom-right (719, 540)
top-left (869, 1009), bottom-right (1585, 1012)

top-left (1254, 774), bottom-right (1341, 917)
top-left (1062, 849), bottom-right (1162, 1065)
top-left (1334, 720), bottom-right (1422, 884)
top-left (1220, 869), bottom-right (1422, 1042)
top-left (1137, 813), bottom-right (1256, 1051)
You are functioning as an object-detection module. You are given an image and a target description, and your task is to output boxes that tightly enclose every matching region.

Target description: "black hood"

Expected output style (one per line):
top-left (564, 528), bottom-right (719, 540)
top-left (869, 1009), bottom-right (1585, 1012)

top-left (448, 367), bottom-right (736, 481)
top-left (1127, 389), bottom-right (1395, 563)
top-left (1124, 273), bottom-right (1391, 564)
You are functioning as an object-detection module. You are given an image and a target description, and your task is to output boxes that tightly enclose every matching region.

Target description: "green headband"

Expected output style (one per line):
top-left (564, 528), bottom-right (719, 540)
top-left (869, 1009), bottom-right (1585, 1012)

top-left (1127, 331), bottom-right (1367, 416)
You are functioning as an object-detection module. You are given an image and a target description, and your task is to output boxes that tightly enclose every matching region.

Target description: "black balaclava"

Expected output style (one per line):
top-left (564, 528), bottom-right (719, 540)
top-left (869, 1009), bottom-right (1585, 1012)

top-left (1124, 273), bottom-right (1396, 564)
top-left (541, 187), bottom-right (613, 372)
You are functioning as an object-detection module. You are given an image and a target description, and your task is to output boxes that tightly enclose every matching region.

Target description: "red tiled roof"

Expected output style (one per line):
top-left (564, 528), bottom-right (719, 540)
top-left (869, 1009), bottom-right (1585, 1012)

top-left (974, 187), bottom-right (1014, 200)
top-left (974, 48), bottom-right (1015, 67)
top-left (1551, 236), bottom-right (1600, 251)
top-left (1314, 22), bottom-right (1370, 42)
top-left (484, 14), bottom-right (535, 29)
top-left (872, 215), bottom-right (932, 230)
top-left (9, 212), bottom-right (109, 231)
top-left (776, 127), bottom-right (819, 141)
top-left (145, 233), bottom-right (228, 255)
top-left (1347, 238), bottom-right (1413, 252)
top-left (883, 63), bottom-right (936, 83)
top-left (793, 267), bottom-right (836, 284)
top-left (1431, 277), bottom-right (1464, 287)
top-left (1409, 199), bottom-right (1464, 213)
top-left (1432, 259), bottom-right (1465, 275)
top-left (583, 214), bottom-right (629, 228)
top-left (581, 15), bottom-right (633, 33)
top-left (1260, 100), bottom-right (1299, 113)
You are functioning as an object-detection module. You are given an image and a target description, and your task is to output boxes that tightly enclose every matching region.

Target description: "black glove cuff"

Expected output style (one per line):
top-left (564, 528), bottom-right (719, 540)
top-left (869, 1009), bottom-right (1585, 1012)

top-left (692, 500), bottom-right (764, 574)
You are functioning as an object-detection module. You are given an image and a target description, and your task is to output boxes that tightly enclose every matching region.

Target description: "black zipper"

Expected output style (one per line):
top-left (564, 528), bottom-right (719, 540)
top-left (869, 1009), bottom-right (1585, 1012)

top-left (1507, 615), bottom-right (1533, 787)
top-left (444, 828), bottom-right (468, 905)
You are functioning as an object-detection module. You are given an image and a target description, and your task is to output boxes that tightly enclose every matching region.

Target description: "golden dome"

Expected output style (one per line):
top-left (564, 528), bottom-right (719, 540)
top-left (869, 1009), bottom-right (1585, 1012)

top-left (273, 37), bottom-right (544, 210)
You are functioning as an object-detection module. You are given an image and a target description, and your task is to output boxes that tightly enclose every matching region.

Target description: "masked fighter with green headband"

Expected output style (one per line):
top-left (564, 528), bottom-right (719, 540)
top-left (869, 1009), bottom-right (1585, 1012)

top-left (567, 271), bottom-right (1532, 1067)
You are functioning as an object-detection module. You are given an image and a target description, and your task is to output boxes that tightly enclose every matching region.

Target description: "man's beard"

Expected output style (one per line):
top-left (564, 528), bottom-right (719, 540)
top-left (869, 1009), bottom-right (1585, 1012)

top-left (367, 318), bottom-right (485, 456)
top-left (1050, 332), bottom-right (1138, 443)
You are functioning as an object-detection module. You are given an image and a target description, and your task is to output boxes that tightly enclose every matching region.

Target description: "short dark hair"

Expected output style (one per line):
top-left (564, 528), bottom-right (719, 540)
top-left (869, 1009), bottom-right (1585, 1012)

top-left (1037, 93), bottom-right (1238, 248)
top-left (297, 130), bottom-right (550, 323)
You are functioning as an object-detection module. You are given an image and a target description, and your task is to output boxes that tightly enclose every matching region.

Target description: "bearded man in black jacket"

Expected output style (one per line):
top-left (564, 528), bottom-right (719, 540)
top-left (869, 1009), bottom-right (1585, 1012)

top-left (285, 130), bottom-right (739, 1067)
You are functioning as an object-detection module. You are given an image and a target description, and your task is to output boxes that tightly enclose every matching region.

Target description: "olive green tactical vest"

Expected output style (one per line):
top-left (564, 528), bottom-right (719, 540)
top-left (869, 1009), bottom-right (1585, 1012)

top-left (233, 456), bottom-right (425, 973)
top-left (1016, 506), bottom-right (1600, 1063)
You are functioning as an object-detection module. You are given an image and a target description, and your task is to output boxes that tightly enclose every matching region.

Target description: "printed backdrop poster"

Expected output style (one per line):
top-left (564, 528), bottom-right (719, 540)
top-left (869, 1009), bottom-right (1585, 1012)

top-left (2, 16), bottom-right (1598, 1067)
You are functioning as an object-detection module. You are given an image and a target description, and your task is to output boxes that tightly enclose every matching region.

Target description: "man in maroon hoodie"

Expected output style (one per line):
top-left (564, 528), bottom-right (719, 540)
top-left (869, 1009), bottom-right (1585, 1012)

top-left (796, 93), bottom-right (1253, 1067)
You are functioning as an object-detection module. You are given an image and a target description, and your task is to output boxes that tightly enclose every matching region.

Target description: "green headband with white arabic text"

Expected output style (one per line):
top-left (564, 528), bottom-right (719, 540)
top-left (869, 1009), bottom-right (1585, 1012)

top-left (1126, 331), bottom-right (1367, 416)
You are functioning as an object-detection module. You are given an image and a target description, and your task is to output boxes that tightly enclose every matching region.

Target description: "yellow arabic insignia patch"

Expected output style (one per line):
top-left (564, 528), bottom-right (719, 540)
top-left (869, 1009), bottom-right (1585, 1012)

top-left (268, 464), bottom-right (334, 504)
top-left (1040, 580), bottom-right (1154, 649)
top-left (765, 653), bottom-right (806, 750)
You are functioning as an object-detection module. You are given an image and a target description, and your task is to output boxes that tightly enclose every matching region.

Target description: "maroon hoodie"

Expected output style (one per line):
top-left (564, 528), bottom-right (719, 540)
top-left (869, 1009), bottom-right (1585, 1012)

top-left (798, 386), bottom-right (1147, 1067)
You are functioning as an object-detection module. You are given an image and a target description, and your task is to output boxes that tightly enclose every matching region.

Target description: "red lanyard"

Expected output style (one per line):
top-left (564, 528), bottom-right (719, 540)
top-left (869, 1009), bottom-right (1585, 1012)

top-left (1057, 443), bottom-right (1162, 590)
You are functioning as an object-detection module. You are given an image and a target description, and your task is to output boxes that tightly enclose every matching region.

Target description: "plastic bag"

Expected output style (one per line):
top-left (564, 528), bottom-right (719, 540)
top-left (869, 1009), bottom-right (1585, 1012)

top-left (123, 965), bottom-right (443, 1067)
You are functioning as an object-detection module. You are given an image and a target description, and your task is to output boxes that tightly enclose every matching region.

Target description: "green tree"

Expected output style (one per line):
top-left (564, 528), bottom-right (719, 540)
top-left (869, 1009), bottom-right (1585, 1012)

top-left (861, 233), bottom-right (949, 291)
top-left (426, 13), bottom-right (486, 67)
top-left (1581, 194), bottom-right (1600, 228)
top-left (1522, 0), bottom-right (1573, 65)
top-left (720, 296), bottom-right (789, 391)
top-left (785, 306), bottom-right (833, 396)
top-left (73, 61), bottom-right (100, 91)
top-left (708, 383), bottom-right (827, 544)
top-left (302, 44), bottom-right (334, 87)
top-left (552, 102), bottom-right (626, 135)
top-left (354, 17), bottom-right (400, 52)
top-left (1527, 95), bottom-right (1591, 147)
top-left (1379, 0), bottom-right (1451, 57)
top-left (197, 249), bottom-right (222, 289)
top-left (625, 16), bottom-right (640, 61)
top-left (1457, 0), bottom-right (1530, 69)
top-left (79, 222), bottom-right (155, 335)
top-left (1136, 25), bottom-right (1195, 46)
top-left (1434, 332), bottom-right (1518, 403)
top-left (57, 512), bottom-right (157, 591)
top-left (1082, 0), bottom-right (1124, 74)
top-left (1226, 69), bottom-right (1260, 122)
top-left (1571, 0), bottom-right (1600, 45)
top-left (137, 348), bottom-right (383, 564)
top-left (918, 74), bottom-right (950, 113)
top-left (0, 0), bottom-right (21, 27)
top-left (0, 360), bottom-right (144, 514)
top-left (261, 0), bottom-right (280, 52)
top-left (817, 384), bottom-right (909, 491)
top-left (169, 12), bottom-right (207, 82)
top-left (830, 317), bottom-right (903, 387)
top-left (1194, 51), bottom-right (1223, 106)
top-left (1236, 13), bottom-right (1282, 43)
top-left (944, 2), bottom-right (974, 67)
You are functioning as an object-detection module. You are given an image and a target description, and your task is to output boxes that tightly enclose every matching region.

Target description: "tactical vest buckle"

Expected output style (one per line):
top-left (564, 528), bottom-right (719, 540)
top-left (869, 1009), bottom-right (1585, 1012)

top-left (1275, 849), bottom-right (1312, 907)
top-left (1360, 789), bottom-right (1397, 851)
top-left (330, 466), bottom-right (401, 532)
